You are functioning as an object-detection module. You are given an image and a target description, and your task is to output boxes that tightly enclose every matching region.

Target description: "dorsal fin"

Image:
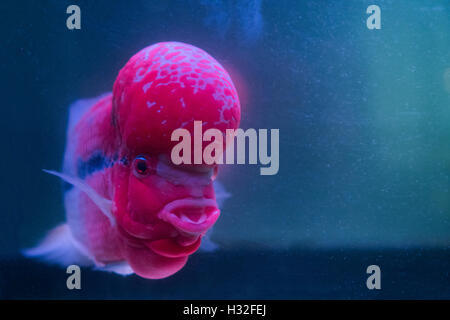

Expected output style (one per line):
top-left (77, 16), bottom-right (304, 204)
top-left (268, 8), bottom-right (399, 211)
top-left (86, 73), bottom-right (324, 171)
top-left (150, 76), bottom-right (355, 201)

top-left (67, 92), bottom-right (112, 133)
top-left (63, 92), bottom-right (112, 176)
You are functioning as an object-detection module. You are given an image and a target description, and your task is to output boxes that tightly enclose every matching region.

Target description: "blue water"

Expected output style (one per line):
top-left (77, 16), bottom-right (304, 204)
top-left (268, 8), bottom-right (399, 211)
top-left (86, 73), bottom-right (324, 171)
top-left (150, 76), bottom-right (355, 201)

top-left (1, 0), bottom-right (449, 299)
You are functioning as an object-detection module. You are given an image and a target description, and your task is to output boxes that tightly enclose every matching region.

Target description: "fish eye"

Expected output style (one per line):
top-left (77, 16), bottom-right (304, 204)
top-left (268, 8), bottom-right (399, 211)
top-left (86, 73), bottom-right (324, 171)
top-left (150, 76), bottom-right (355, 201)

top-left (133, 156), bottom-right (152, 177)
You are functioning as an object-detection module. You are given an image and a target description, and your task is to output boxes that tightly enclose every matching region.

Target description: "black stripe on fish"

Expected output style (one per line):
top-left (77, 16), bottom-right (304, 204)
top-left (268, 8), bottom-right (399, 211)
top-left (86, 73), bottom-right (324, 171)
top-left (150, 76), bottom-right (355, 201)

top-left (63, 152), bottom-right (118, 192)
top-left (77, 152), bottom-right (119, 179)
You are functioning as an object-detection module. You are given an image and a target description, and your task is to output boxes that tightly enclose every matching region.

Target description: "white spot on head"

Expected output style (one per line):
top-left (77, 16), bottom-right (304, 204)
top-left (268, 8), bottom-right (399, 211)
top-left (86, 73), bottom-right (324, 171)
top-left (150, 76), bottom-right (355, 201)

top-left (134, 67), bottom-right (146, 83)
top-left (143, 82), bottom-right (153, 93)
top-left (179, 97), bottom-right (186, 108)
top-left (147, 101), bottom-right (156, 109)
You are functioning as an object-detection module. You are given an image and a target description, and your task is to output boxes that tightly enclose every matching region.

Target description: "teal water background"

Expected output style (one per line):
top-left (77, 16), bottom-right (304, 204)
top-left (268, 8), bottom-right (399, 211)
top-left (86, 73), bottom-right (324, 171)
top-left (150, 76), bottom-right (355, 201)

top-left (1, 0), bottom-right (449, 298)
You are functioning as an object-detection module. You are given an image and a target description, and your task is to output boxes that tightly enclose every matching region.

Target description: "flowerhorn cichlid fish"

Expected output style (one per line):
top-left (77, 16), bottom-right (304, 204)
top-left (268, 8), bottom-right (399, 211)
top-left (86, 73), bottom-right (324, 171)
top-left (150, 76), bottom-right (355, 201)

top-left (25, 42), bottom-right (241, 279)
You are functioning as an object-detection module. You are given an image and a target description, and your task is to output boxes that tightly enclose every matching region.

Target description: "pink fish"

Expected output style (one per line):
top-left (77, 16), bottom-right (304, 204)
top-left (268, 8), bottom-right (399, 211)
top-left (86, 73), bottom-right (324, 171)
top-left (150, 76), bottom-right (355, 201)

top-left (25, 42), bottom-right (241, 279)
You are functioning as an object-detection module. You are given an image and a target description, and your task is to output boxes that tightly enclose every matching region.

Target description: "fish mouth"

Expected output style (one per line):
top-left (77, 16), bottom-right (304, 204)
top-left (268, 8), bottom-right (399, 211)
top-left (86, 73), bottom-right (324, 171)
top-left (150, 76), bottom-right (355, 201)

top-left (120, 198), bottom-right (219, 259)
top-left (144, 237), bottom-right (202, 258)
top-left (142, 198), bottom-right (219, 258)
top-left (157, 198), bottom-right (220, 236)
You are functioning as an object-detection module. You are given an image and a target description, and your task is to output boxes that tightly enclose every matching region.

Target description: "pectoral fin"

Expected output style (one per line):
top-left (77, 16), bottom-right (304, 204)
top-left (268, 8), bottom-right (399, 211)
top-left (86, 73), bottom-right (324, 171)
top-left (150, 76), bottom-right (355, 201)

top-left (43, 169), bottom-right (115, 226)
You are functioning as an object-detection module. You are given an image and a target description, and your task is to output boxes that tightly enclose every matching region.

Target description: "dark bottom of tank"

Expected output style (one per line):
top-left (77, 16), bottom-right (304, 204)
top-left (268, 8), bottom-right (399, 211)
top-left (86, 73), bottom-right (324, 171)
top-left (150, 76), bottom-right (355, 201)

top-left (1, 248), bottom-right (448, 299)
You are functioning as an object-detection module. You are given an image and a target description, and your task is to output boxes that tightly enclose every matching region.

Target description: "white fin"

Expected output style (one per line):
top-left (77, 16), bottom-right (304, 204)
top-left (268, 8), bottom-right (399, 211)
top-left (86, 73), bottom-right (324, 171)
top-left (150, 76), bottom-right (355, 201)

top-left (43, 169), bottom-right (116, 227)
top-left (67, 92), bottom-right (111, 134)
top-left (199, 180), bottom-right (231, 252)
top-left (63, 93), bottom-right (111, 176)
top-left (95, 261), bottom-right (135, 276)
top-left (22, 224), bottom-right (93, 266)
top-left (199, 232), bottom-right (220, 252)
top-left (213, 180), bottom-right (231, 207)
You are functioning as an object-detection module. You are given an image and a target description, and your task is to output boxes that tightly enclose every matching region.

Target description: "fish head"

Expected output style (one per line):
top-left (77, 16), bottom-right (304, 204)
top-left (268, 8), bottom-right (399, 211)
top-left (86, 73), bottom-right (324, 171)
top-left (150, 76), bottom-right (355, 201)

top-left (111, 42), bottom-right (240, 279)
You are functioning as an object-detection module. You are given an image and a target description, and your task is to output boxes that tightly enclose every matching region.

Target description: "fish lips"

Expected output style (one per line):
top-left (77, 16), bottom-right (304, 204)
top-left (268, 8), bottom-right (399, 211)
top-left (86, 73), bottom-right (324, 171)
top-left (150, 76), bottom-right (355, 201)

top-left (144, 237), bottom-right (202, 258)
top-left (157, 198), bottom-right (220, 236)
top-left (121, 198), bottom-right (219, 259)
